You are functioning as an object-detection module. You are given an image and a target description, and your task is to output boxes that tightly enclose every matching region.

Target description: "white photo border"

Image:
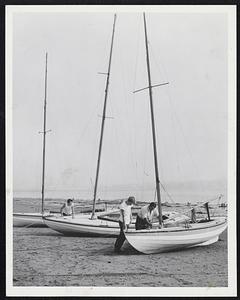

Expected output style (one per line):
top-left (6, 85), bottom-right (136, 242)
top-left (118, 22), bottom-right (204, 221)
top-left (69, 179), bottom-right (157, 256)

top-left (6, 4), bottom-right (237, 297)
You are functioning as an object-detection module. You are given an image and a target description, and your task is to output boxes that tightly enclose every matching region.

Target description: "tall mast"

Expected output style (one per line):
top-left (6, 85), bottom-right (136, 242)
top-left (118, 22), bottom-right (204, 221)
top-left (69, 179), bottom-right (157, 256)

top-left (91, 14), bottom-right (117, 219)
top-left (41, 52), bottom-right (48, 215)
top-left (143, 13), bottom-right (163, 226)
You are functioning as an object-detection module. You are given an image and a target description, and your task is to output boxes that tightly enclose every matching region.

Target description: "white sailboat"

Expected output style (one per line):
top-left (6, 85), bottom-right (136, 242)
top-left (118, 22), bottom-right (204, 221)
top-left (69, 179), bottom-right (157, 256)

top-left (45, 13), bottom-right (227, 243)
top-left (44, 14), bottom-right (123, 236)
top-left (13, 53), bottom-right (54, 227)
top-left (124, 13), bottom-right (227, 254)
top-left (43, 14), bottom-right (182, 236)
top-left (43, 207), bottom-right (188, 237)
top-left (125, 218), bottom-right (227, 254)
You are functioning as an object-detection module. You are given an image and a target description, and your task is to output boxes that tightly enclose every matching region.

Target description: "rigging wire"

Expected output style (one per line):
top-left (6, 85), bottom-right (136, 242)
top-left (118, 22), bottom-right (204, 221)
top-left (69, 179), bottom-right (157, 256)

top-left (108, 94), bottom-right (128, 196)
top-left (88, 21), bottom-right (119, 202)
top-left (77, 93), bottom-right (104, 144)
top-left (159, 182), bottom-right (175, 203)
top-left (106, 19), bottom-right (144, 200)
top-left (168, 92), bottom-right (206, 197)
top-left (98, 25), bottom-right (138, 200)
top-left (119, 42), bottom-right (137, 180)
top-left (109, 76), bottom-right (130, 189)
top-left (132, 15), bottom-right (142, 94)
top-left (148, 42), bottom-right (206, 198)
top-left (42, 22), bottom-right (112, 201)
top-left (47, 131), bottom-right (62, 195)
top-left (132, 15), bottom-right (142, 195)
top-left (148, 43), bottom-right (182, 180)
top-left (33, 134), bottom-right (43, 211)
top-left (141, 111), bottom-right (150, 201)
top-left (132, 16), bottom-right (164, 202)
top-left (185, 195), bottom-right (223, 215)
top-left (147, 42), bottom-right (178, 183)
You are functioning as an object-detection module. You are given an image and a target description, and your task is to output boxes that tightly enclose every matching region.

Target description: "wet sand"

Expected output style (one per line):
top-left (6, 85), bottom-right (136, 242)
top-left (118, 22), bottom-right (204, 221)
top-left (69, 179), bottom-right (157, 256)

top-left (13, 227), bottom-right (227, 287)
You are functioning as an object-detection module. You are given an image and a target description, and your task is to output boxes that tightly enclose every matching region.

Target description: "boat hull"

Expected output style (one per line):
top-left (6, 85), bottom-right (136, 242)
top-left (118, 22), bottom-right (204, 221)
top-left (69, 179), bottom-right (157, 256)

top-left (44, 210), bottom-right (190, 237)
top-left (44, 214), bottom-right (121, 237)
top-left (124, 217), bottom-right (227, 254)
top-left (13, 213), bottom-right (46, 227)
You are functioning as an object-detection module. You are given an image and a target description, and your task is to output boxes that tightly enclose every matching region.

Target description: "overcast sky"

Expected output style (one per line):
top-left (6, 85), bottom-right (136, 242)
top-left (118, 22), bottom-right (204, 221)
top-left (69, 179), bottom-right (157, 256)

top-left (11, 9), bottom-right (229, 200)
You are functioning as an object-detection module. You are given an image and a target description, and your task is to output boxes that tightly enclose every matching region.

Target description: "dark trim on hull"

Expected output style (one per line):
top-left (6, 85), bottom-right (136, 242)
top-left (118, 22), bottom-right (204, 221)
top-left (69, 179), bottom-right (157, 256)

top-left (52, 231), bottom-right (118, 237)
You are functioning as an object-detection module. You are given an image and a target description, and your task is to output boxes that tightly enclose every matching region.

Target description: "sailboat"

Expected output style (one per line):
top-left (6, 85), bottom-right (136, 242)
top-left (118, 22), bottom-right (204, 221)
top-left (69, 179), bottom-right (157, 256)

top-left (44, 13), bottom-right (227, 242)
top-left (123, 13), bottom-right (227, 254)
top-left (43, 14), bottom-right (127, 236)
top-left (43, 14), bottom-right (180, 236)
top-left (13, 53), bottom-right (54, 227)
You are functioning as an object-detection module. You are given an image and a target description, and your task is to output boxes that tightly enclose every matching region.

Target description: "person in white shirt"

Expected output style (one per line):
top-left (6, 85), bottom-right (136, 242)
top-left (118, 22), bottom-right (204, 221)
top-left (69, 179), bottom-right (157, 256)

top-left (60, 199), bottom-right (75, 218)
top-left (135, 202), bottom-right (158, 230)
top-left (114, 196), bottom-right (136, 253)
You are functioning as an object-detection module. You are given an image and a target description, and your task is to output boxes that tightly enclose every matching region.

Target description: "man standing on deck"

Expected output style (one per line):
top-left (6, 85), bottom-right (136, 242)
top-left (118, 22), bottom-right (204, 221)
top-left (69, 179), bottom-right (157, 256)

top-left (114, 196), bottom-right (136, 253)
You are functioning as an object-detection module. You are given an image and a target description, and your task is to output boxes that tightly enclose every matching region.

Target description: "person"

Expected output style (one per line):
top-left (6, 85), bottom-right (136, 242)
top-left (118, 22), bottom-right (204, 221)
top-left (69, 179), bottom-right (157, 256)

top-left (190, 208), bottom-right (197, 223)
top-left (114, 196), bottom-right (136, 253)
top-left (135, 202), bottom-right (158, 230)
top-left (60, 199), bottom-right (75, 218)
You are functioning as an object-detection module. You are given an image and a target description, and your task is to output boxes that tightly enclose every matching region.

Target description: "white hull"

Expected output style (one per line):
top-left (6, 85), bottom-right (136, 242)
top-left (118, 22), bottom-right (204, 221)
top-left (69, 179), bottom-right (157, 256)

top-left (44, 210), bottom-right (191, 237)
top-left (44, 214), bottom-right (122, 236)
top-left (13, 213), bottom-right (46, 227)
top-left (13, 212), bottom-right (56, 227)
top-left (124, 217), bottom-right (227, 254)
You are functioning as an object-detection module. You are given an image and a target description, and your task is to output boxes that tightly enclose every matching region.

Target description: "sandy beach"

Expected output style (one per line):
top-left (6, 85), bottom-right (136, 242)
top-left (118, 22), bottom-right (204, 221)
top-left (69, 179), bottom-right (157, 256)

top-left (13, 224), bottom-right (227, 287)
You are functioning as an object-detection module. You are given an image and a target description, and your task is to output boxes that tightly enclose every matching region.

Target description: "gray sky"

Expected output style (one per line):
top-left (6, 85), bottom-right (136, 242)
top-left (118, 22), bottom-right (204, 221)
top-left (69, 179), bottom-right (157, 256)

top-left (12, 11), bottom-right (228, 200)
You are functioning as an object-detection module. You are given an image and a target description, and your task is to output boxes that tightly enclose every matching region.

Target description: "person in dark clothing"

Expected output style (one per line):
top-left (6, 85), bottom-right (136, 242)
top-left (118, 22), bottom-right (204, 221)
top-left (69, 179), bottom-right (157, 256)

top-left (135, 214), bottom-right (152, 230)
top-left (114, 196), bottom-right (135, 253)
top-left (135, 202), bottom-right (158, 230)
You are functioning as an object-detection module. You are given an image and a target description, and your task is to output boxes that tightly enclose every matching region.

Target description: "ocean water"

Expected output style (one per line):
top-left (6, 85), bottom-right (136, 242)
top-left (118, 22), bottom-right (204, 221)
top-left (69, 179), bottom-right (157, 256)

top-left (13, 180), bottom-right (227, 205)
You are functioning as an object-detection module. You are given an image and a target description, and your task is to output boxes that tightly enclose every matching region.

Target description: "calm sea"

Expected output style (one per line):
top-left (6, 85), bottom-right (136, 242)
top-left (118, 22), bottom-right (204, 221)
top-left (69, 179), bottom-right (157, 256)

top-left (13, 181), bottom-right (227, 204)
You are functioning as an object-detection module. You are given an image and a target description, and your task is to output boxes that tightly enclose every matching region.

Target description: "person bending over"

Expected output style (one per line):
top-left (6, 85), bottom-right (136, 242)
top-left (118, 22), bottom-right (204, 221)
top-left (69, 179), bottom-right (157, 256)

top-left (135, 202), bottom-right (158, 230)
